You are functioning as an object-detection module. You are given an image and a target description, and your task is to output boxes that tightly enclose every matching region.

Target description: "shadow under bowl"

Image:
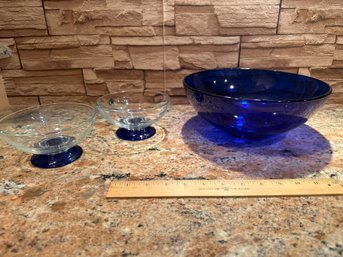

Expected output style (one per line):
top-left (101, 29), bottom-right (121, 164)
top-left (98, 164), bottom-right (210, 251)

top-left (183, 68), bottom-right (332, 138)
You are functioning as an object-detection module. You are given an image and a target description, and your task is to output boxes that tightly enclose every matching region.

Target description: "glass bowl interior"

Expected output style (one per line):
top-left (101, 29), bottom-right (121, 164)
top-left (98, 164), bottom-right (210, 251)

top-left (184, 69), bottom-right (332, 102)
top-left (97, 91), bottom-right (170, 131)
top-left (0, 103), bottom-right (96, 155)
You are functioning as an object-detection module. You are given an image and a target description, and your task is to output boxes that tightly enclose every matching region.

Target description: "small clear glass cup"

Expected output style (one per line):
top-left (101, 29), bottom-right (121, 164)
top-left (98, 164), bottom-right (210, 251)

top-left (96, 91), bottom-right (170, 141)
top-left (0, 103), bottom-right (96, 168)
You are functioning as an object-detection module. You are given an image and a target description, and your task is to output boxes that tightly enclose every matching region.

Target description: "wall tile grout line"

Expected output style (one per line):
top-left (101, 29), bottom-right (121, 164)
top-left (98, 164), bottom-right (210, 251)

top-left (80, 68), bottom-right (88, 96)
top-left (276, 0), bottom-right (283, 35)
top-left (13, 38), bottom-right (24, 70)
top-left (41, 0), bottom-right (50, 37)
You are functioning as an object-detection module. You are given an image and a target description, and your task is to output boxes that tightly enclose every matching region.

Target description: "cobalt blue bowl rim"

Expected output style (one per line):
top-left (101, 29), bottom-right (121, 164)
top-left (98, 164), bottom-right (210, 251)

top-left (183, 68), bottom-right (332, 103)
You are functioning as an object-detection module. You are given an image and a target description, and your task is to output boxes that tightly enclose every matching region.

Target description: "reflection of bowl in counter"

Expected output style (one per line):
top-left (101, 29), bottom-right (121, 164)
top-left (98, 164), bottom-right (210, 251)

top-left (0, 103), bottom-right (96, 168)
top-left (183, 68), bottom-right (332, 138)
top-left (96, 91), bottom-right (170, 141)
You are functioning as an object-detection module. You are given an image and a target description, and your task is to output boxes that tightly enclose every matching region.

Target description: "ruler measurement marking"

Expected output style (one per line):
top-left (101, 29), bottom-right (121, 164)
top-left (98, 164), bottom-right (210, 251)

top-left (107, 179), bottom-right (343, 198)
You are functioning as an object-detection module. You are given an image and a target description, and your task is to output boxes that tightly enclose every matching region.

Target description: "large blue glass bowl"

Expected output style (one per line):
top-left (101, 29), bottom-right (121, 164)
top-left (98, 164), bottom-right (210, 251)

top-left (183, 68), bottom-right (332, 138)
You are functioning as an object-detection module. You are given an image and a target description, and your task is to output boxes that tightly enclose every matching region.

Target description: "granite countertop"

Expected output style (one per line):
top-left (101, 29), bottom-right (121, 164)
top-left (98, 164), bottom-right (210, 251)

top-left (0, 104), bottom-right (342, 257)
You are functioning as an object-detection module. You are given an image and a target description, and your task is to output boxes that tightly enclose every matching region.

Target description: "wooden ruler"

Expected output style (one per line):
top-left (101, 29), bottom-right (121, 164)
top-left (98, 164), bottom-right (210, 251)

top-left (106, 178), bottom-right (343, 198)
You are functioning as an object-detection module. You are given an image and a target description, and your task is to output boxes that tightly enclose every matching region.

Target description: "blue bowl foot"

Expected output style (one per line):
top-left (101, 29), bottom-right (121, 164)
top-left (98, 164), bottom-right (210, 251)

top-left (116, 127), bottom-right (156, 141)
top-left (31, 145), bottom-right (83, 169)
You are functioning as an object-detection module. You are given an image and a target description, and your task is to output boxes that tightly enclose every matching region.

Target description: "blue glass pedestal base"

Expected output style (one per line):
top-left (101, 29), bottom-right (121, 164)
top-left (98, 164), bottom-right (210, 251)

top-left (31, 145), bottom-right (83, 168)
top-left (116, 127), bottom-right (156, 141)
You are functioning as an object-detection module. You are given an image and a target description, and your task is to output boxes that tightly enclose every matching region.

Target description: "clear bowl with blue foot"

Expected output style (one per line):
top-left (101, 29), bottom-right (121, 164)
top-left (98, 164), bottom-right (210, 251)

top-left (96, 91), bottom-right (170, 141)
top-left (0, 103), bottom-right (96, 168)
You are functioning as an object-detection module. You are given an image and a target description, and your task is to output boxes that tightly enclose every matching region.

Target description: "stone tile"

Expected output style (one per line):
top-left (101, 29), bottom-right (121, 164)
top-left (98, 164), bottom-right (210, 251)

top-left (162, 26), bottom-right (177, 36)
top-left (83, 69), bottom-right (145, 96)
top-left (175, 2), bottom-right (279, 35)
top-left (85, 80), bottom-right (145, 96)
top-left (175, 6), bottom-right (219, 36)
top-left (180, 52), bottom-right (217, 69)
top-left (111, 36), bottom-right (239, 46)
top-left (45, 9), bottom-right (142, 35)
top-left (0, 39), bottom-right (21, 70)
top-left (179, 45), bottom-right (239, 69)
top-left (84, 69), bottom-right (144, 81)
top-left (17, 36), bottom-right (113, 70)
top-left (241, 35), bottom-right (335, 68)
top-left (275, 68), bottom-right (299, 74)
top-left (333, 36), bottom-right (343, 67)
top-left (241, 35), bottom-right (335, 48)
top-left (164, 0), bottom-right (175, 26)
top-left (111, 36), bottom-right (164, 46)
top-left (305, 67), bottom-right (343, 81)
top-left (240, 48), bottom-right (334, 68)
top-left (187, 36), bottom-right (239, 45)
top-left (3, 69), bottom-right (85, 96)
top-left (111, 36), bottom-right (239, 71)
top-left (281, 0), bottom-right (343, 8)
top-left (16, 35), bottom-right (110, 49)
top-left (310, 67), bottom-right (343, 80)
top-left (113, 46), bottom-right (133, 69)
top-left (106, 81), bottom-right (144, 94)
top-left (176, 0), bottom-right (280, 4)
top-left (140, 87), bottom-right (187, 101)
top-left (8, 96), bottom-right (40, 106)
top-left (278, 6), bottom-right (343, 34)
top-left (299, 67), bottom-right (343, 104)
top-left (215, 5), bottom-right (279, 35)
top-left (170, 96), bottom-right (189, 105)
top-left (145, 69), bottom-right (198, 90)
top-left (142, 0), bottom-right (163, 26)
top-left (251, 68), bottom-right (299, 74)
top-left (44, 0), bottom-right (163, 35)
top-left (43, 0), bottom-right (107, 9)
top-left (300, 67), bottom-right (343, 89)
top-left (298, 67), bottom-right (311, 77)
top-left (19, 46), bottom-right (114, 70)
top-left (97, 27), bottom-right (157, 37)
top-left (0, 0), bottom-right (42, 7)
top-left (129, 46), bottom-right (180, 70)
top-left (0, 1), bottom-right (47, 37)
top-left (166, 88), bottom-right (186, 97)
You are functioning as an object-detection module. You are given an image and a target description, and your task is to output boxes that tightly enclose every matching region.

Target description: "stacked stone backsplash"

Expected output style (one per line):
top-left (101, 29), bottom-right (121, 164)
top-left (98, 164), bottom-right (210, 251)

top-left (0, 0), bottom-right (342, 105)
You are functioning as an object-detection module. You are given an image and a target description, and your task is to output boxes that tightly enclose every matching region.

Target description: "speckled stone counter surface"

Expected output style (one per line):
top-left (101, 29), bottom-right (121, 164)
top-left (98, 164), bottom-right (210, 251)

top-left (0, 104), bottom-right (342, 257)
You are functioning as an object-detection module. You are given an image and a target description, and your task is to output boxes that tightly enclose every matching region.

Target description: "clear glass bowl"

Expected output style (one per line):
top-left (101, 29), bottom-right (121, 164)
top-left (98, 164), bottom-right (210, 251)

top-left (96, 91), bottom-right (170, 141)
top-left (184, 68), bottom-right (332, 138)
top-left (0, 103), bottom-right (96, 168)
